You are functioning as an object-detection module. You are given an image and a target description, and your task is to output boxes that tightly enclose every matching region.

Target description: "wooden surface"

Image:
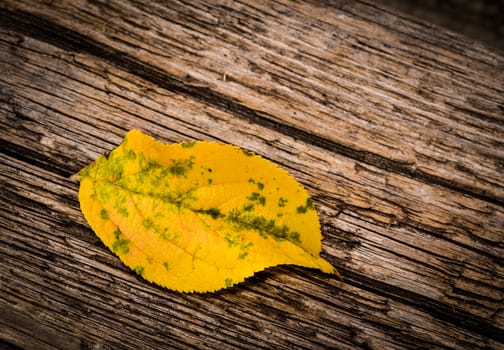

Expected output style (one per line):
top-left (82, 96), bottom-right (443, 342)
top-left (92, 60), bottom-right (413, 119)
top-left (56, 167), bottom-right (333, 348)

top-left (374, 0), bottom-right (504, 53)
top-left (1, 0), bottom-right (503, 349)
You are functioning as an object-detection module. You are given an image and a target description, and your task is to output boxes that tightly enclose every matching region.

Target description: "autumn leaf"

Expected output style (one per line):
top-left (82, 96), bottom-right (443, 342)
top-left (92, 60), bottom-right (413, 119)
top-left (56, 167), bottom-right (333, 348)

top-left (73, 130), bottom-right (338, 292)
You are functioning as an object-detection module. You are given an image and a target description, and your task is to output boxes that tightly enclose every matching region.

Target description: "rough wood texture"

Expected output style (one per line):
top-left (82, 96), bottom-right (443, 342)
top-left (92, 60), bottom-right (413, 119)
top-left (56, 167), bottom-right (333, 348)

top-left (1, 0), bottom-right (502, 349)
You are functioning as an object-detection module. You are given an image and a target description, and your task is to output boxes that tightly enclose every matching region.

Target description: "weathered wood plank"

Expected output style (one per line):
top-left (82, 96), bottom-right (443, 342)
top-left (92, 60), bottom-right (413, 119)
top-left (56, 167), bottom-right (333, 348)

top-left (1, 0), bottom-right (503, 349)
top-left (3, 0), bottom-right (503, 203)
top-left (1, 32), bottom-right (501, 348)
top-left (1, 156), bottom-right (501, 349)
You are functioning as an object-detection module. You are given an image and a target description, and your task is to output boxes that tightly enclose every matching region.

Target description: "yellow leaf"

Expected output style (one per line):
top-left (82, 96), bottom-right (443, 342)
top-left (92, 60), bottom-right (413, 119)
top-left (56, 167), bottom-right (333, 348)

top-left (74, 130), bottom-right (339, 292)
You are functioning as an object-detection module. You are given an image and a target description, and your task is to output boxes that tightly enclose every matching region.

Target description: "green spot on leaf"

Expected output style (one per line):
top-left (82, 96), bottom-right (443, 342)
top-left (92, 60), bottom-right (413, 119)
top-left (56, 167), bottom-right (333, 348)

top-left (296, 198), bottom-right (315, 214)
top-left (125, 149), bottom-right (136, 160)
top-left (134, 265), bottom-right (145, 276)
top-left (242, 149), bottom-right (254, 157)
top-left (139, 154), bottom-right (161, 172)
top-left (248, 192), bottom-right (266, 206)
top-left (117, 206), bottom-right (129, 217)
top-left (239, 242), bottom-right (253, 259)
top-left (224, 234), bottom-right (253, 259)
top-left (227, 209), bottom-right (297, 242)
top-left (278, 197), bottom-right (288, 207)
top-left (196, 208), bottom-right (224, 219)
top-left (181, 141), bottom-right (196, 148)
top-left (224, 233), bottom-right (241, 247)
top-left (142, 218), bottom-right (154, 229)
top-left (161, 188), bottom-right (197, 208)
top-left (111, 229), bottom-right (130, 255)
top-left (225, 278), bottom-right (233, 287)
top-left (168, 157), bottom-right (194, 177)
top-left (290, 231), bottom-right (301, 244)
top-left (243, 204), bottom-right (254, 212)
top-left (296, 206), bottom-right (306, 213)
top-left (100, 209), bottom-right (109, 220)
top-left (163, 261), bottom-right (170, 271)
top-left (106, 153), bottom-right (125, 180)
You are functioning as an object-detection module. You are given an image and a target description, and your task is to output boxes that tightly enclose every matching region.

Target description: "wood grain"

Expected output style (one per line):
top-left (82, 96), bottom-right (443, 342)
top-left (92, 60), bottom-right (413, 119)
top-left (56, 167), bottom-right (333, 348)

top-left (1, 0), bottom-right (503, 349)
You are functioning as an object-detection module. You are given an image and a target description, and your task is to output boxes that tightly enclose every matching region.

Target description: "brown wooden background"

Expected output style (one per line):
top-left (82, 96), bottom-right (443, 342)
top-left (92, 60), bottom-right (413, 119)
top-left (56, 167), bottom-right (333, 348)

top-left (1, 0), bottom-right (503, 349)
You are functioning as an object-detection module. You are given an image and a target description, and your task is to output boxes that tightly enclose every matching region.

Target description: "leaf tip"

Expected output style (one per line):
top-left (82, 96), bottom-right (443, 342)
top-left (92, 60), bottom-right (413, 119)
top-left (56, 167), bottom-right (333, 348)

top-left (332, 268), bottom-right (343, 281)
top-left (69, 173), bottom-right (80, 182)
